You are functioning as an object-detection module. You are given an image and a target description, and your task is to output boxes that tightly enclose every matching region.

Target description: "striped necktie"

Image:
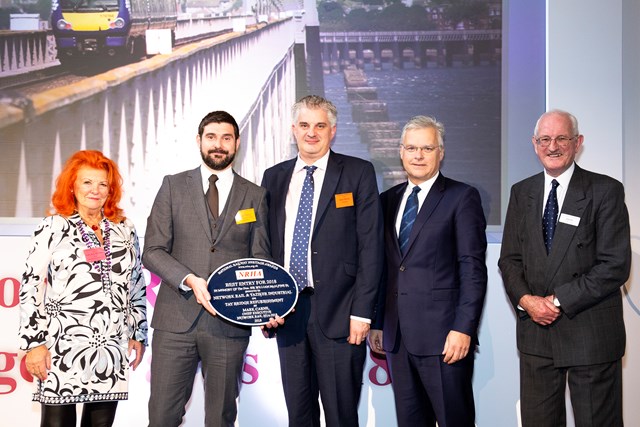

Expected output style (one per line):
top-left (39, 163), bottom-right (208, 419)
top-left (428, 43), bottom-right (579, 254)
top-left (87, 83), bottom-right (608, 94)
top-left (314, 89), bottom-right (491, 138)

top-left (398, 186), bottom-right (421, 255)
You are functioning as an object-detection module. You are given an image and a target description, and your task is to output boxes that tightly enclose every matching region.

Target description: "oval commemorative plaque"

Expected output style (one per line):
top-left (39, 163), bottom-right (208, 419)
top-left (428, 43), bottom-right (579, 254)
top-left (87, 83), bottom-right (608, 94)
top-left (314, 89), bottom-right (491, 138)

top-left (207, 258), bottom-right (298, 326)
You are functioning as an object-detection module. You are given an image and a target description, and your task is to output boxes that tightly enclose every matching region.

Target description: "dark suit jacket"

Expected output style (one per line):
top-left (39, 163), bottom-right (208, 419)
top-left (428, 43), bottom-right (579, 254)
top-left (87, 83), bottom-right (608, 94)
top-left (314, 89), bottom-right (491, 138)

top-left (499, 164), bottom-right (631, 367)
top-left (143, 167), bottom-right (270, 337)
top-left (374, 173), bottom-right (487, 356)
top-left (261, 151), bottom-right (384, 339)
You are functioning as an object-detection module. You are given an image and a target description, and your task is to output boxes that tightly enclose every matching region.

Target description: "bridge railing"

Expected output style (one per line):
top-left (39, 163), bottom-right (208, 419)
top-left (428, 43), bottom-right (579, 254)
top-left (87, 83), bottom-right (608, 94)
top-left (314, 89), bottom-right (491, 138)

top-left (175, 14), bottom-right (254, 40)
top-left (320, 29), bottom-right (502, 43)
top-left (0, 30), bottom-right (58, 76)
top-left (0, 15), bottom-right (256, 77)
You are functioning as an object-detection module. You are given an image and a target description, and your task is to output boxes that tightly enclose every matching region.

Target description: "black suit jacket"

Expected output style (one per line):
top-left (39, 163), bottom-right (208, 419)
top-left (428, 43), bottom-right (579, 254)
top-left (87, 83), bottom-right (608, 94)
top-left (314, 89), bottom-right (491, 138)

top-left (375, 173), bottom-right (488, 355)
top-left (499, 164), bottom-right (631, 366)
top-left (261, 151), bottom-right (384, 339)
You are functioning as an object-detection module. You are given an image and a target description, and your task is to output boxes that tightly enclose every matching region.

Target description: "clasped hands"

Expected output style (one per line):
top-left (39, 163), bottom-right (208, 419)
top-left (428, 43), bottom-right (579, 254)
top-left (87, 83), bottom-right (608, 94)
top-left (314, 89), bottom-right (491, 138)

top-left (519, 294), bottom-right (561, 326)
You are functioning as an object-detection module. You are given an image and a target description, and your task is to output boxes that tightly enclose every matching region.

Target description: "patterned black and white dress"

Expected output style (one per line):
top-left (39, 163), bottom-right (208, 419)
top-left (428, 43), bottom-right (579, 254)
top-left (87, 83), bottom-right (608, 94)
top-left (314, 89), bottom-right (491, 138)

top-left (19, 214), bottom-right (148, 405)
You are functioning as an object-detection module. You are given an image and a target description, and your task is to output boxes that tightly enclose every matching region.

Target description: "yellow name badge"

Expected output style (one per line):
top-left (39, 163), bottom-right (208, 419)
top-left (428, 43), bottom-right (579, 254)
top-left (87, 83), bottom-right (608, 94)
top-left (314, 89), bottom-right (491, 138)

top-left (235, 208), bottom-right (257, 224)
top-left (335, 192), bottom-right (354, 208)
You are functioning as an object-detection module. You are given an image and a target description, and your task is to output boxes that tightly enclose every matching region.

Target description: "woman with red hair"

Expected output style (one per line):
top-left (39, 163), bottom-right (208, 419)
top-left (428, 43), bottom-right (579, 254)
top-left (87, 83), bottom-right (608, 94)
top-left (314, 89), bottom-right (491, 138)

top-left (18, 150), bottom-right (147, 427)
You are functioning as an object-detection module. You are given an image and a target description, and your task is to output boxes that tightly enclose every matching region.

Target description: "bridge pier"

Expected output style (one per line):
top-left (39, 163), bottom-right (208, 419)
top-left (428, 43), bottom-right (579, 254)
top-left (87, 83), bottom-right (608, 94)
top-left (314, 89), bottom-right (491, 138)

top-left (320, 30), bottom-right (501, 73)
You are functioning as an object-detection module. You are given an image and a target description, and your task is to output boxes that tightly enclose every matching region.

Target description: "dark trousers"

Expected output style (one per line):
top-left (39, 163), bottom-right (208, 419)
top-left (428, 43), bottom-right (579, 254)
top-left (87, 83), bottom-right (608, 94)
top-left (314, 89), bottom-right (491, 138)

top-left (276, 293), bottom-right (367, 427)
top-left (148, 313), bottom-right (249, 427)
top-left (41, 401), bottom-right (118, 427)
top-left (520, 352), bottom-right (623, 427)
top-left (387, 334), bottom-right (475, 427)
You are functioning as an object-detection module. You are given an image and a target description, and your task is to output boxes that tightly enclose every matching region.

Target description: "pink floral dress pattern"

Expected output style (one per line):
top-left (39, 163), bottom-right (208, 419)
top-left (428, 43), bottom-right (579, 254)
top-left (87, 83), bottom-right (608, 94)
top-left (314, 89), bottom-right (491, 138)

top-left (19, 214), bottom-right (147, 404)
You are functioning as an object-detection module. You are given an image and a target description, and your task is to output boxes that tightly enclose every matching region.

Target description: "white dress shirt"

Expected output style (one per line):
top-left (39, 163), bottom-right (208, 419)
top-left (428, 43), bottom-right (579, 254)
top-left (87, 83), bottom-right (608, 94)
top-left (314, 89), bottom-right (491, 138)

top-left (542, 162), bottom-right (575, 217)
top-left (199, 164), bottom-right (235, 217)
top-left (394, 172), bottom-right (439, 236)
top-left (284, 152), bottom-right (329, 287)
top-left (180, 165), bottom-right (235, 290)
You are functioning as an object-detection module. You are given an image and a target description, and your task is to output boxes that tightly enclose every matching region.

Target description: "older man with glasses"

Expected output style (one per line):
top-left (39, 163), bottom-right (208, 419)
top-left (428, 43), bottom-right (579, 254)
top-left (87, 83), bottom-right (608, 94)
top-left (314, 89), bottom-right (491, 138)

top-left (370, 115), bottom-right (488, 427)
top-left (499, 109), bottom-right (631, 427)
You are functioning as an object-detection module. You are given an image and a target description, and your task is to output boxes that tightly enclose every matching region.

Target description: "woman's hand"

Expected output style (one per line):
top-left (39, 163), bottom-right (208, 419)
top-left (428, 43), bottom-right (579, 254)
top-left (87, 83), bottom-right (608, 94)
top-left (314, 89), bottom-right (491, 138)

top-left (128, 340), bottom-right (146, 370)
top-left (25, 345), bottom-right (51, 381)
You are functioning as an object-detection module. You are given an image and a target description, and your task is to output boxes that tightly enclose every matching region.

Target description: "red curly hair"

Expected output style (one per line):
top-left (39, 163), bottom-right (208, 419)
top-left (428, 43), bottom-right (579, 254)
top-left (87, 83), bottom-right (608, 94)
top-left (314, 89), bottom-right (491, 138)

top-left (50, 150), bottom-right (125, 223)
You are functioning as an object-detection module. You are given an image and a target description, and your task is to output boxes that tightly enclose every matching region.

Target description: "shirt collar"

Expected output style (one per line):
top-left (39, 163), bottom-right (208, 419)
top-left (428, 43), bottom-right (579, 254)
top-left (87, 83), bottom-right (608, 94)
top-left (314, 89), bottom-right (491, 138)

top-left (200, 164), bottom-right (234, 186)
top-left (407, 171), bottom-right (440, 194)
top-left (544, 162), bottom-right (574, 190)
top-left (294, 150), bottom-right (330, 173)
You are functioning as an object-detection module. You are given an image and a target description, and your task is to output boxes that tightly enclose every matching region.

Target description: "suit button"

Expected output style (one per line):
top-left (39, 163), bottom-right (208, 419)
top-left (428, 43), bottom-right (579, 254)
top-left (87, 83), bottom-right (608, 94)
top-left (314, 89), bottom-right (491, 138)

top-left (399, 266), bottom-right (405, 272)
top-left (210, 247), bottom-right (215, 253)
top-left (577, 243), bottom-right (583, 248)
top-left (573, 273), bottom-right (579, 278)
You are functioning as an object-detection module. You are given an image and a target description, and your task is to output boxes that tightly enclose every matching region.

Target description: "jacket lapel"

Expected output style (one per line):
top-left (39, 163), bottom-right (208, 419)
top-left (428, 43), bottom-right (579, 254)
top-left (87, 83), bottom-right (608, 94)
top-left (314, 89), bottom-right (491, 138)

top-left (313, 151), bottom-right (341, 234)
top-left (544, 166), bottom-right (588, 288)
top-left (401, 173), bottom-right (445, 258)
top-left (273, 159), bottom-right (296, 244)
top-left (187, 168), bottom-right (213, 244)
top-left (386, 183), bottom-right (407, 256)
top-left (216, 172), bottom-right (247, 239)
top-left (525, 173), bottom-right (546, 261)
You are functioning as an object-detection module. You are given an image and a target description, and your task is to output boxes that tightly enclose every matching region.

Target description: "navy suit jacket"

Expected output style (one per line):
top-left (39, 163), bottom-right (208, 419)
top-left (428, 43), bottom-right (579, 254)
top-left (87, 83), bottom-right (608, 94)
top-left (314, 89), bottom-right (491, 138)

top-left (375, 173), bottom-right (487, 356)
top-left (261, 151), bottom-right (384, 339)
top-left (499, 164), bottom-right (631, 366)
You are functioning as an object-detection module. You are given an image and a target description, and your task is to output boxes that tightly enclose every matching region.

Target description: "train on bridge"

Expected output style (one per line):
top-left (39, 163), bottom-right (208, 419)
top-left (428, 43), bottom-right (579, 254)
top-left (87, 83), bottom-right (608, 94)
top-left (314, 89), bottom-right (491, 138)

top-left (50, 0), bottom-right (178, 64)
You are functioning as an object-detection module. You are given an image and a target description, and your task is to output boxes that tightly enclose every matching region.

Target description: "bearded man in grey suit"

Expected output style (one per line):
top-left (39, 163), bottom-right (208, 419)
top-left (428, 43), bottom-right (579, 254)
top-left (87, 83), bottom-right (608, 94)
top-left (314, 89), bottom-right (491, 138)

top-left (143, 111), bottom-right (275, 427)
top-left (499, 110), bottom-right (631, 427)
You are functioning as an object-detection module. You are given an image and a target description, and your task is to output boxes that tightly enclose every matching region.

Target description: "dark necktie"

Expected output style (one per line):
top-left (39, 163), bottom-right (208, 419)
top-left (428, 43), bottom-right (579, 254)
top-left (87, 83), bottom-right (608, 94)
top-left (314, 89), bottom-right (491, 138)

top-left (207, 174), bottom-right (219, 220)
top-left (398, 186), bottom-right (421, 255)
top-left (290, 166), bottom-right (317, 292)
top-left (542, 179), bottom-right (559, 254)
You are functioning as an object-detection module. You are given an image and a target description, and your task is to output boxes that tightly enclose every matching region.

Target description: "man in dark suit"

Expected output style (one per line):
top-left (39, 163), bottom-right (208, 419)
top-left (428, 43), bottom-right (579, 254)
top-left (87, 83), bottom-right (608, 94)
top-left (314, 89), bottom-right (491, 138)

top-left (143, 111), bottom-right (274, 427)
top-left (499, 110), bottom-right (631, 426)
top-left (261, 95), bottom-right (383, 427)
top-left (369, 115), bottom-right (487, 427)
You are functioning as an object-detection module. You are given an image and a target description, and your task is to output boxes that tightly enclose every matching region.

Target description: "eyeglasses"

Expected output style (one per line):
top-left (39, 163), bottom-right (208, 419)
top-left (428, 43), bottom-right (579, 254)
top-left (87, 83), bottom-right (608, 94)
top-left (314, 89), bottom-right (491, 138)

top-left (401, 144), bottom-right (440, 154)
top-left (534, 135), bottom-right (577, 147)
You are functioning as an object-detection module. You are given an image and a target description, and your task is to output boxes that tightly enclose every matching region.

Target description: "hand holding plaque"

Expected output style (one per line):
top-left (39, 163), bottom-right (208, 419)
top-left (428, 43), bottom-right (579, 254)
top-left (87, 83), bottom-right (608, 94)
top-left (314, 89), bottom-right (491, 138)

top-left (207, 258), bottom-right (298, 326)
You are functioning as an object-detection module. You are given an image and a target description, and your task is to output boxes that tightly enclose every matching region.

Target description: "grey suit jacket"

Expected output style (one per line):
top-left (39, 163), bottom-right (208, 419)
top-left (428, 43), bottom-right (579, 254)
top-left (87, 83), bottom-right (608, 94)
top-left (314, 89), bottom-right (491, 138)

top-left (499, 164), bottom-right (631, 366)
top-left (143, 167), bottom-right (270, 337)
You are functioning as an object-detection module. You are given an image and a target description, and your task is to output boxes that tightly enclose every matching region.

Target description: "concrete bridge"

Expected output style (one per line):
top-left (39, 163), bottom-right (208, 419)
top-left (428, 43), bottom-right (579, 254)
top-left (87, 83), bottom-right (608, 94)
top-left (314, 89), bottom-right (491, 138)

top-left (0, 18), bottom-right (298, 228)
top-left (320, 29), bottom-right (501, 71)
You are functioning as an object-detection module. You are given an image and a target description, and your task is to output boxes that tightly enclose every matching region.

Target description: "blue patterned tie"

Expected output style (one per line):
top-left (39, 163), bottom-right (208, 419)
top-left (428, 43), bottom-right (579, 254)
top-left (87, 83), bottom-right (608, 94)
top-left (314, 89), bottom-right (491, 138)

top-left (290, 166), bottom-right (317, 292)
top-left (542, 179), bottom-right (559, 254)
top-left (398, 186), bottom-right (421, 255)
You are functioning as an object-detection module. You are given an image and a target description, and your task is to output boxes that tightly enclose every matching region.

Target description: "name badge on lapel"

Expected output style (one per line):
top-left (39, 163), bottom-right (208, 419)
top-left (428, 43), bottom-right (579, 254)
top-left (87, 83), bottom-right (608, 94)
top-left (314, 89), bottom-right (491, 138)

top-left (335, 192), bottom-right (354, 208)
top-left (559, 213), bottom-right (580, 227)
top-left (235, 208), bottom-right (257, 224)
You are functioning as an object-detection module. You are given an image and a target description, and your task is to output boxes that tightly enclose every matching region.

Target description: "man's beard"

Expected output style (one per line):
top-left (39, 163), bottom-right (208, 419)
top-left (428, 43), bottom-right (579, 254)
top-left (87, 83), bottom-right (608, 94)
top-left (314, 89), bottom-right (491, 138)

top-left (201, 148), bottom-right (235, 171)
